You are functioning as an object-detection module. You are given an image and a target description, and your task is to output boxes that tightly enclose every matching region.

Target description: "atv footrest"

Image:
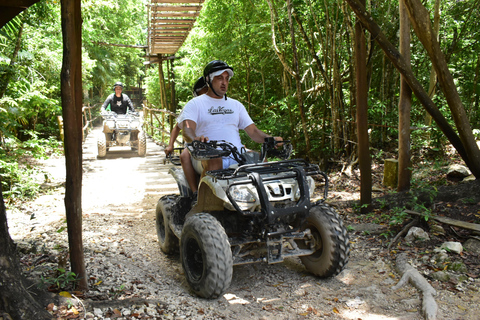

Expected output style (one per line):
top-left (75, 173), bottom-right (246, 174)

top-left (266, 237), bottom-right (283, 263)
top-left (267, 231), bottom-right (315, 264)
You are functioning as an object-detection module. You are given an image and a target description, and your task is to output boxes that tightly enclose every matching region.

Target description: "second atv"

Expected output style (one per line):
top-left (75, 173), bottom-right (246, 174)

top-left (97, 111), bottom-right (146, 157)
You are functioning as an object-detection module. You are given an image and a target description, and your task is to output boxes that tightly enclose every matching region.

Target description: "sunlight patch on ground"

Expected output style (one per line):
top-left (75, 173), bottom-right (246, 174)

top-left (340, 309), bottom-right (411, 320)
top-left (338, 268), bottom-right (356, 285)
top-left (224, 293), bottom-right (250, 305)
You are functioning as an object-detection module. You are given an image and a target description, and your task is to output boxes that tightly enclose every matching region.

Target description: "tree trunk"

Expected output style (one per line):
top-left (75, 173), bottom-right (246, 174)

top-left (397, 0), bottom-right (412, 192)
top-left (167, 59), bottom-right (176, 114)
top-left (344, 0), bottom-right (474, 178)
top-left (403, 0), bottom-right (480, 178)
top-left (424, 0), bottom-right (440, 128)
top-left (0, 178), bottom-right (53, 319)
top-left (354, 0), bottom-right (372, 212)
top-left (60, 0), bottom-right (87, 290)
top-left (157, 58), bottom-right (170, 130)
top-left (287, 0), bottom-right (311, 157)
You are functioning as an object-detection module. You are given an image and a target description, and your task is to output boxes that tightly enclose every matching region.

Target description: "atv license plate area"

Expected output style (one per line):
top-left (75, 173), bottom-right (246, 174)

top-left (116, 121), bottom-right (130, 129)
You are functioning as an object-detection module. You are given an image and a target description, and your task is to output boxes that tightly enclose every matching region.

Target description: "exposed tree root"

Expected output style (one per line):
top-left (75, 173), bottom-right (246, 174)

top-left (392, 253), bottom-right (438, 320)
top-left (387, 218), bottom-right (419, 252)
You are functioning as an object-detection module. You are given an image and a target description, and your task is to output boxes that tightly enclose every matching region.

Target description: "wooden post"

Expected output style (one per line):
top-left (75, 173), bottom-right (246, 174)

top-left (57, 116), bottom-right (64, 141)
top-left (383, 159), bottom-right (399, 188)
top-left (397, 0), bottom-right (412, 191)
top-left (161, 112), bottom-right (165, 143)
top-left (149, 107), bottom-right (154, 137)
top-left (60, 0), bottom-right (87, 291)
top-left (354, 0), bottom-right (372, 213)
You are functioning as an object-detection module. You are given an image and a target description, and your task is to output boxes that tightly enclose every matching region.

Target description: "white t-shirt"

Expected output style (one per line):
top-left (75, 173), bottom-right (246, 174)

top-left (178, 94), bottom-right (254, 151)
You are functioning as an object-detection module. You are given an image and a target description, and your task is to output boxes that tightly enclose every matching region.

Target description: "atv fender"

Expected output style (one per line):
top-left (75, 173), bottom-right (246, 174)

top-left (168, 167), bottom-right (193, 198)
top-left (193, 177), bottom-right (228, 214)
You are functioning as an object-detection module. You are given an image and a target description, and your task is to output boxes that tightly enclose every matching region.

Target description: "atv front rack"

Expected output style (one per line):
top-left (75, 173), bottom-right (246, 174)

top-left (207, 159), bottom-right (329, 224)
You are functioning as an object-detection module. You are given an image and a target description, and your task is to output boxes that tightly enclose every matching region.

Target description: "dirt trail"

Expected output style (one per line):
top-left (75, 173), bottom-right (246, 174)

top-left (8, 127), bottom-right (480, 319)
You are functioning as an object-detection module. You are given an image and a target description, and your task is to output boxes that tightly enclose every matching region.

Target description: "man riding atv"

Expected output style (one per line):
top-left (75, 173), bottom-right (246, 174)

top-left (97, 82), bottom-right (146, 157)
top-left (180, 60), bottom-right (282, 177)
top-left (101, 81), bottom-right (136, 115)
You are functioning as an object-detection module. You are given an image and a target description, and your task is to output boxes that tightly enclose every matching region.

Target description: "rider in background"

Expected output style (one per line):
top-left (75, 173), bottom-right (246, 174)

top-left (101, 82), bottom-right (136, 115)
top-left (165, 77), bottom-right (208, 195)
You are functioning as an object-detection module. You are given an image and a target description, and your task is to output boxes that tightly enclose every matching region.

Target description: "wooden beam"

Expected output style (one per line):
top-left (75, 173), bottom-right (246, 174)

top-left (151, 0), bottom-right (203, 3)
top-left (152, 32), bottom-right (187, 36)
top-left (152, 23), bottom-right (192, 28)
top-left (94, 42), bottom-right (148, 48)
top-left (152, 18), bottom-right (194, 23)
top-left (152, 40), bottom-right (185, 43)
top-left (405, 210), bottom-right (480, 233)
top-left (152, 6), bottom-right (202, 12)
top-left (0, 0), bottom-right (40, 28)
top-left (0, 0), bottom-right (39, 7)
top-left (152, 12), bottom-right (199, 17)
top-left (153, 27), bottom-right (190, 31)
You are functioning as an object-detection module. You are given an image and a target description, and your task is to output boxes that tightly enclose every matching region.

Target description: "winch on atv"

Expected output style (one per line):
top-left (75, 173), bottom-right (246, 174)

top-left (97, 111), bottom-right (146, 157)
top-left (156, 138), bottom-right (350, 299)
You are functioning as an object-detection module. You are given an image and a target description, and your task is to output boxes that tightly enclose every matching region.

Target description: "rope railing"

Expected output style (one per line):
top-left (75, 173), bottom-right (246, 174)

top-left (142, 101), bottom-right (182, 148)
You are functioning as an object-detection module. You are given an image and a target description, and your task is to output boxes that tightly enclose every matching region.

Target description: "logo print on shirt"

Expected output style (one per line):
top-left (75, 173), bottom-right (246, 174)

top-left (208, 106), bottom-right (234, 115)
top-left (116, 100), bottom-right (122, 106)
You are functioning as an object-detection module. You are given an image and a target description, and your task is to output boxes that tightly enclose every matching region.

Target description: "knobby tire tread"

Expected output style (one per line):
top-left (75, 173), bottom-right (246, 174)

top-left (300, 203), bottom-right (350, 277)
top-left (181, 213), bottom-right (233, 299)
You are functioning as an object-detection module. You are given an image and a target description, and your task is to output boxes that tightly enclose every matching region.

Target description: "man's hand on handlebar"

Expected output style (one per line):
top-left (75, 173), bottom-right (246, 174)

top-left (164, 145), bottom-right (173, 156)
top-left (194, 135), bottom-right (209, 143)
top-left (273, 136), bottom-right (284, 147)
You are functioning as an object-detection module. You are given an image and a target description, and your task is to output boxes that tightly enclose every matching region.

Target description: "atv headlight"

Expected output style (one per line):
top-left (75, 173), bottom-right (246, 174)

top-left (130, 120), bottom-right (140, 129)
top-left (230, 185), bottom-right (257, 203)
top-left (106, 120), bottom-right (116, 129)
top-left (294, 176), bottom-right (315, 200)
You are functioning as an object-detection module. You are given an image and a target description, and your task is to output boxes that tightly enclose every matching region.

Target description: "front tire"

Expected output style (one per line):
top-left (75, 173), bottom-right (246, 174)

top-left (299, 203), bottom-right (350, 277)
top-left (180, 213), bottom-right (232, 299)
top-left (156, 195), bottom-right (179, 254)
top-left (138, 131), bottom-right (146, 157)
top-left (97, 133), bottom-right (107, 158)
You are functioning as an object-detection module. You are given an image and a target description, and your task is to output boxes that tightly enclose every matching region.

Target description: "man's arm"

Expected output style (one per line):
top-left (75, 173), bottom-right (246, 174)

top-left (244, 124), bottom-right (282, 143)
top-left (182, 120), bottom-right (208, 143)
top-left (165, 123), bottom-right (181, 156)
top-left (124, 94), bottom-right (135, 112)
top-left (101, 95), bottom-right (112, 113)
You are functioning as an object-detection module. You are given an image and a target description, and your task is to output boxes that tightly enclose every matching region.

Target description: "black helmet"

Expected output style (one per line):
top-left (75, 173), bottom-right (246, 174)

top-left (113, 82), bottom-right (124, 90)
top-left (192, 77), bottom-right (207, 97)
top-left (203, 60), bottom-right (234, 82)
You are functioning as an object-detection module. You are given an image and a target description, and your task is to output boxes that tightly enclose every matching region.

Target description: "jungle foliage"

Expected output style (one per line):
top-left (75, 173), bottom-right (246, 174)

top-left (1, 0), bottom-right (480, 202)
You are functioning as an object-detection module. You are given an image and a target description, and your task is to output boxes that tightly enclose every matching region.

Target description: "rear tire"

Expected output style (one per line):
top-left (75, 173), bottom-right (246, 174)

top-left (97, 133), bottom-right (107, 158)
top-left (156, 195), bottom-right (179, 254)
top-left (181, 213), bottom-right (232, 299)
top-left (299, 203), bottom-right (350, 277)
top-left (138, 131), bottom-right (146, 157)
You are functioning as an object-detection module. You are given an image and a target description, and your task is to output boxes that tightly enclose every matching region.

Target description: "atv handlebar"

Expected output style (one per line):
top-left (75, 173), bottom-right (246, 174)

top-left (260, 137), bottom-right (292, 162)
top-left (186, 138), bottom-right (292, 165)
top-left (101, 111), bottom-right (140, 117)
top-left (166, 147), bottom-right (185, 166)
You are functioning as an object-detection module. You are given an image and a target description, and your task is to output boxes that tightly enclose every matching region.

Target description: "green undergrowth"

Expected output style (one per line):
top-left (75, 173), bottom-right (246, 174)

top-left (0, 132), bottom-right (63, 204)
